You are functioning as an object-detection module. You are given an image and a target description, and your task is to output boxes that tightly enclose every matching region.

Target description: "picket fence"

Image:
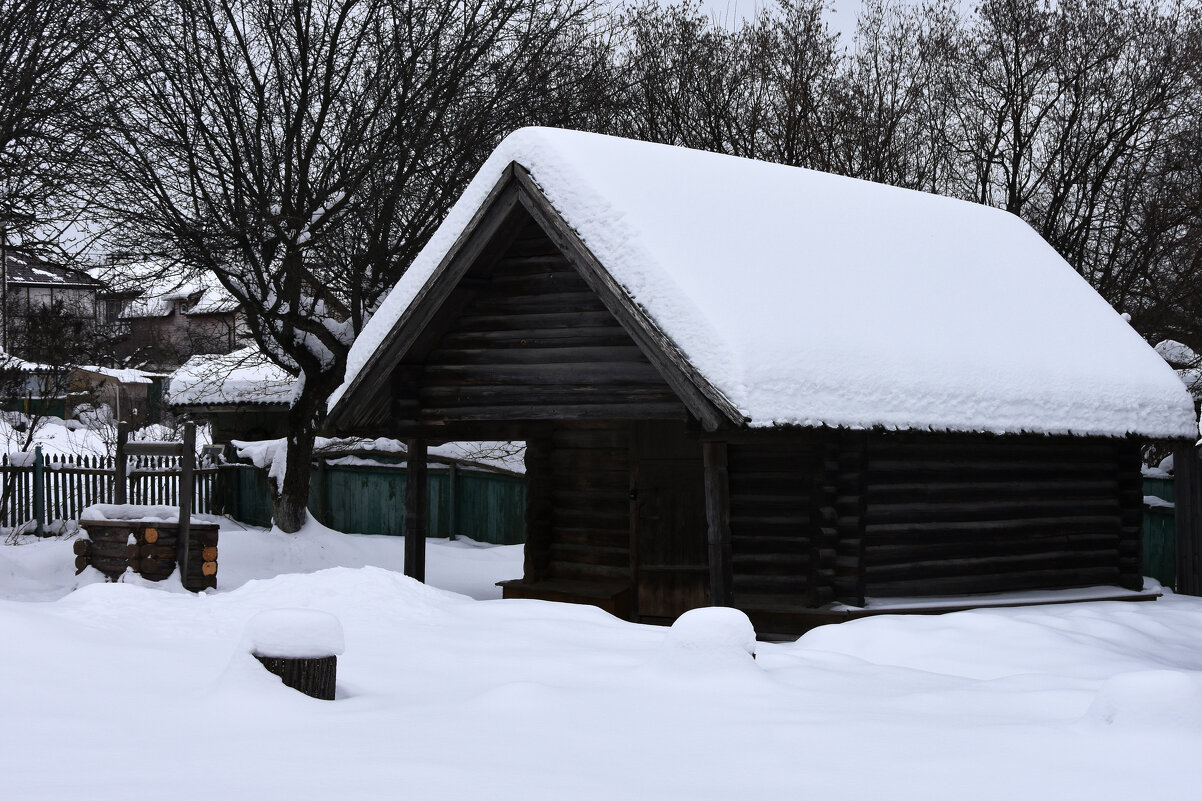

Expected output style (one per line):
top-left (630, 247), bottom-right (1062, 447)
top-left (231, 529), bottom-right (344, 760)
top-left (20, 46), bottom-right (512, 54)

top-left (0, 451), bottom-right (219, 529)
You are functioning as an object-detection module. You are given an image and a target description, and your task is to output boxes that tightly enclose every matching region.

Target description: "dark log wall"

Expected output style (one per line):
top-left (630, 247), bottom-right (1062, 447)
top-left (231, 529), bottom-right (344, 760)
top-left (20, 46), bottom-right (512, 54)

top-left (859, 433), bottom-right (1143, 598)
top-left (720, 431), bottom-right (1144, 613)
top-left (545, 422), bottom-right (632, 585)
top-left (401, 217), bottom-right (686, 425)
top-left (726, 437), bottom-right (824, 612)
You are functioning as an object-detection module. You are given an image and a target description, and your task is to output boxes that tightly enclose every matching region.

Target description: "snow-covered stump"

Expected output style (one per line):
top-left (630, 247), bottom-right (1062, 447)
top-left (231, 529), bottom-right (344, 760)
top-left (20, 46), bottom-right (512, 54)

top-left (247, 610), bottom-right (345, 701)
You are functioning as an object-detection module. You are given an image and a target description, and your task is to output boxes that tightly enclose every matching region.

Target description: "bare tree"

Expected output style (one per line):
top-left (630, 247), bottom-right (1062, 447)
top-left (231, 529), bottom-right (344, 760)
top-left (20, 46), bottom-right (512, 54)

top-left (94, 0), bottom-right (603, 531)
top-left (0, 0), bottom-right (107, 255)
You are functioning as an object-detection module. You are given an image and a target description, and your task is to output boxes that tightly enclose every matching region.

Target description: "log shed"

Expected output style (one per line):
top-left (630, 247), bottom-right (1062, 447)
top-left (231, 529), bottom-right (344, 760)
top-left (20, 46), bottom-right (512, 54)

top-left (325, 128), bottom-right (1198, 635)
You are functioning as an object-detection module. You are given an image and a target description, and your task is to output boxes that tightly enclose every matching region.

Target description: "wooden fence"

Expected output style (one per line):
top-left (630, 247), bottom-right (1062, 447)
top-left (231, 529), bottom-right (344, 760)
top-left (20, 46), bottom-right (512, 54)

top-left (1, 449), bottom-right (526, 545)
top-left (0, 450), bottom-right (219, 529)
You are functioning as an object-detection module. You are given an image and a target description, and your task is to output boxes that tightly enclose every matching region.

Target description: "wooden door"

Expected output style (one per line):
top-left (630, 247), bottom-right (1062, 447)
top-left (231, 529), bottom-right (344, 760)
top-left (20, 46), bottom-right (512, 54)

top-left (631, 422), bottom-right (710, 621)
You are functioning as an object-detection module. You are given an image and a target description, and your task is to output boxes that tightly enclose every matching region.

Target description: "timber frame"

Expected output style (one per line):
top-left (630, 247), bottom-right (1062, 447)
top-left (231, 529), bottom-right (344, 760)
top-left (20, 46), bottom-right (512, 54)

top-left (328, 160), bottom-right (1182, 635)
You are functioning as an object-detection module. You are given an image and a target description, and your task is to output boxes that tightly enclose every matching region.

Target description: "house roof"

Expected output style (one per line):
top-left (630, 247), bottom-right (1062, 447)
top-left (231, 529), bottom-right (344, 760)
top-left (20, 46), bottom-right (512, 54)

top-left (165, 346), bottom-right (294, 409)
top-left (331, 128), bottom-right (1196, 439)
top-left (2, 249), bottom-right (104, 288)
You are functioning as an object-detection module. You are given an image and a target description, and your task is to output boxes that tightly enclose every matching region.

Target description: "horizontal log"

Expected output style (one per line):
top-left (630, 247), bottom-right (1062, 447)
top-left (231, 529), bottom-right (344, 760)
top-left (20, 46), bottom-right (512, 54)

top-left (202, 546), bottom-right (218, 562)
top-left (867, 460), bottom-right (1117, 480)
top-left (732, 556), bottom-right (811, 577)
top-left (549, 543), bottom-right (630, 567)
top-left (867, 436), bottom-right (1119, 460)
top-left (865, 479), bottom-right (1120, 505)
top-left (864, 550), bottom-right (1121, 582)
top-left (200, 561), bottom-right (217, 577)
top-left (426, 344), bottom-right (647, 367)
top-left (867, 566), bottom-right (1122, 597)
top-left (730, 535), bottom-right (813, 552)
top-left (866, 515), bottom-right (1121, 542)
top-left (552, 507), bottom-right (629, 528)
top-left (466, 290), bottom-right (608, 315)
top-left (552, 527), bottom-right (629, 549)
top-left (422, 361), bottom-right (666, 385)
top-left (456, 309), bottom-right (617, 333)
top-left (72, 539), bottom-right (91, 556)
top-left (549, 562), bottom-right (630, 582)
top-left (419, 402), bottom-right (686, 422)
top-left (867, 498), bottom-right (1121, 525)
top-left (866, 532), bottom-right (1120, 563)
top-left (74, 555), bottom-right (89, 574)
top-left (440, 326), bottom-right (634, 350)
top-left (732, 575), bottom-right (810, 594)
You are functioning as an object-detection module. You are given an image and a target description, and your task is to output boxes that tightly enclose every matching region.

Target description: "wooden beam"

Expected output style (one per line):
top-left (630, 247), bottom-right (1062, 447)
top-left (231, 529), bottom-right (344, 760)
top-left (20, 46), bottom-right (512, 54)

top-left (114, 422), bottom-right (128, 505)
top-left (177, 423), bottom-right (195, 589)
top-left (404, 439), bottom-right (428, 582)
top-left (1175, 440), bottom-right (1202, 595)
top-left (703, 440), bottom-right (733, 606)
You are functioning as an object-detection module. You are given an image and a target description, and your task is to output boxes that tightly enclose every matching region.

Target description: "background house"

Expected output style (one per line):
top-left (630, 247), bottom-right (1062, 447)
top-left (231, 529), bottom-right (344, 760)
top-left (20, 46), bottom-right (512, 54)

top-left (115, 277), bottom-right (248, 371)
top-left (164, 346), bottom-right (294, 443)
top-left (1, 248), bottom-right (109, 361)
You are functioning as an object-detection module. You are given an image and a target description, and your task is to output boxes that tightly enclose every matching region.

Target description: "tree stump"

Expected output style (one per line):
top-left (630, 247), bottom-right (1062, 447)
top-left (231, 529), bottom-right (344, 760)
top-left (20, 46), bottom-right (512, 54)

top-left (254, 655), bottom-right (338, 701)
top-left (247, 609), bottom-right (344, 701)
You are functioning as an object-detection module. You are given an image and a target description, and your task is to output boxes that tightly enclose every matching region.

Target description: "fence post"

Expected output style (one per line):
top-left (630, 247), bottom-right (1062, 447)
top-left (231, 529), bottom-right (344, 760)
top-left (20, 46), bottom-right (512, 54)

top-left (114, 422), bottom-right (128, 505)
top-left (33, 445), bottom-right (44, 537)
top-left (177, 423), bottom-right (195, 584)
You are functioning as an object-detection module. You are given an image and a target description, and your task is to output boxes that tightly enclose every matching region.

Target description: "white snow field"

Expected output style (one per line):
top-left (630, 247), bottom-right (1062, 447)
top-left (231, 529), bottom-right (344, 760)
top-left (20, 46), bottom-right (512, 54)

top-left (3, 522), bottom-right (1202, 800)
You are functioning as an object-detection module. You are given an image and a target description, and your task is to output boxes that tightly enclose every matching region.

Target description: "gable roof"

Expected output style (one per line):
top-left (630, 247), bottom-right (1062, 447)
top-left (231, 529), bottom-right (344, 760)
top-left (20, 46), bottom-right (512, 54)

top-left (331, 128), bottom-right (1196, 440)
top-left (2, 249), bottom-right (104, 288)
top-left (165, 346), bottom-right (294, 409)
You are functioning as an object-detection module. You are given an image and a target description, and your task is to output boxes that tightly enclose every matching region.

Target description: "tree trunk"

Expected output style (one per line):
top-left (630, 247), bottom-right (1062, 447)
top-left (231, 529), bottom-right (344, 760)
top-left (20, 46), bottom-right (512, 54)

top-left (272, 399), bottom-right (318, 534)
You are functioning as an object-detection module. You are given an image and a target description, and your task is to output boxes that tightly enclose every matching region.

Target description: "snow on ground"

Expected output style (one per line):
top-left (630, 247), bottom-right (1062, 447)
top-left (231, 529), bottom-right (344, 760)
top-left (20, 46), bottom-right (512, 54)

top-left (2, 524), bottom-right (1202, 800)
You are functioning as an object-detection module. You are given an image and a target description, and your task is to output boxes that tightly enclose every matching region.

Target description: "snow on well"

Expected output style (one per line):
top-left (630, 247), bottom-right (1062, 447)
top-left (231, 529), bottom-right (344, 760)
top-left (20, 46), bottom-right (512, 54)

top-left (333, 128), bottom-right (1194, 439)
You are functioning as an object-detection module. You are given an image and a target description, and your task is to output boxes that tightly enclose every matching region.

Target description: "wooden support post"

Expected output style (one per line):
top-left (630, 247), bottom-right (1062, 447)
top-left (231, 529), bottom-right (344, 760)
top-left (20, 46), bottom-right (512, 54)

top-left (447, 462), bottom-right (458, 541)
top-left (1175, 440), bottom-right (1202, 595)
top-left (32, 445), bottom-right (44, 537)
top-left (405, 439), bottom-right (427, 582)
top-left (522, 428), bottom-right (553, 582)
top-left (177, 423), bottom-right (195, 587)
top-left (703, 441), bottom-right (733, 607)
top-left (114, 422), bottom-right (128, 505)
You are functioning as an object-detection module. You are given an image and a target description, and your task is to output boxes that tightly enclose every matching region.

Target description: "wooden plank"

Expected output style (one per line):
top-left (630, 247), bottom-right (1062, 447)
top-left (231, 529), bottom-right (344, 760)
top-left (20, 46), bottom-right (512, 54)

top-left (703, 441), bottom-right (733, 607)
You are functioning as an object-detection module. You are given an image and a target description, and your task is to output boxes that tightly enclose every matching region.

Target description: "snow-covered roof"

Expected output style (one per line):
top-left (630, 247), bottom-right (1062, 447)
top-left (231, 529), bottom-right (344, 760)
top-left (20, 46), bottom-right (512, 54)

top-left (74, 365), bottom-right (154, 385)
top-left (1155, 340), bottom-right (1202, 402)
top-left (165, 346), bottom-right (294, 408)
top-left (1, 249), bottom-right (104, 288)
top-left (332, 128), bottom-right (1196, 439)
top-left (109, 264), bottom-right (240, 320)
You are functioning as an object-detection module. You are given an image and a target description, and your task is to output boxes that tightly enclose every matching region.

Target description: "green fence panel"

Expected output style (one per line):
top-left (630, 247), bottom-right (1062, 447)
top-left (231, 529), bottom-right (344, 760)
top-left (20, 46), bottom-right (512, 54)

top-left (1143, 476), bottom-right (1175, 504)
top-left (227, 465), bottom-right (275, 528)
top-left (225, 462), bottom-right (525, 545)
top-left (1143, 504), bottom-right (1176, 589)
